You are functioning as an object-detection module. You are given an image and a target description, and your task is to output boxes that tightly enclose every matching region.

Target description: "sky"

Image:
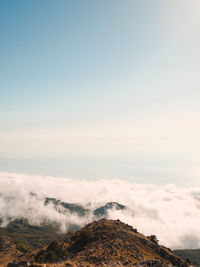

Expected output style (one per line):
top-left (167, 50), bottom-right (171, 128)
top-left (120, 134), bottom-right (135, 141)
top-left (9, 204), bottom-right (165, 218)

top-left (0, 0), bottom-right (200, 185)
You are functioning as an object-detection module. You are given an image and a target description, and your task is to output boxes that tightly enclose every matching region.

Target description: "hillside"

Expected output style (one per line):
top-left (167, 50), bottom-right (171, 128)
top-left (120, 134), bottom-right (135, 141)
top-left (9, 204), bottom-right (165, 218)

top-left (0, 228), bottom-right (24, 266)
top-left (174, 249), bottom-right (200, 266)
top-left (4, 219), bottom-right (65, 251)
top-left (0, 200), bottom-right (126, 252)
top-left (33, 219), bottom-right (188, 266)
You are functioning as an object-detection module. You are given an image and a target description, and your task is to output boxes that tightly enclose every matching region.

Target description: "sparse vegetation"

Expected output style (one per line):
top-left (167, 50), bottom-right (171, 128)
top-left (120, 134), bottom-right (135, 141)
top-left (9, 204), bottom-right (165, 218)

top-left (33, 219), bottom-right (187, 266)
top-left (3, 218), bottom-right (65, 250)
top-left (34, 239), bottom-right (68, 263)
top-left (68, 229), bottom-right (93, 253)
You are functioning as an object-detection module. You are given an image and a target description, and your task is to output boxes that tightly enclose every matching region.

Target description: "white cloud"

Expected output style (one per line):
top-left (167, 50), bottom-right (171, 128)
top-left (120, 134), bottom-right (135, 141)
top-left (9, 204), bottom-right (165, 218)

top-left (0, 172), bottom-right (200, 249)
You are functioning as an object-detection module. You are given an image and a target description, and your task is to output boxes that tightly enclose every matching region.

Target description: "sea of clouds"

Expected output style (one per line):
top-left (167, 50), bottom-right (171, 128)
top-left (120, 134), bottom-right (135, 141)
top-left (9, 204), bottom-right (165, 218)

top-left (0, 172), bottom-right (200, 249)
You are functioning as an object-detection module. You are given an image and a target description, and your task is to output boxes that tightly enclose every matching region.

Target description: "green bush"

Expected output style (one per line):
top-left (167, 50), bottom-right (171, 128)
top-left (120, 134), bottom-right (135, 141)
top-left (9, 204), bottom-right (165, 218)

top-left (68, 229), bottom-right (93, 253)
top-left (47, 240), bottom-right (59, 251)
top-left (38, 255), bottom-right (45, 263)
top-left (78, 230), bottom-right (93, 245)
top-left (46, 250), bottom-right (56, 262)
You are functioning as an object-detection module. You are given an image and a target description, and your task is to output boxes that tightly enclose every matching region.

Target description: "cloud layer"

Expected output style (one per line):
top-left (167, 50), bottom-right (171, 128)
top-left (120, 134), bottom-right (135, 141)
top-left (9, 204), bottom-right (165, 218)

top-left (0, 172), bottom-right (200, 249)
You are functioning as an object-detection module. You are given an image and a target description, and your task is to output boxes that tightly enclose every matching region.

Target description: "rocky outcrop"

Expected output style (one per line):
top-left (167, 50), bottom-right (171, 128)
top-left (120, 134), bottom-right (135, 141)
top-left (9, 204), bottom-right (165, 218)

top-left (34, 219), bottom-right (188, 266)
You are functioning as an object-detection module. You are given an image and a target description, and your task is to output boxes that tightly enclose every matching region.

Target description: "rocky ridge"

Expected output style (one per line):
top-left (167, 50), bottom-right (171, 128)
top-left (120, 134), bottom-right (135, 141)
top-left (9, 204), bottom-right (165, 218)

top-left (34, 219), bottom-right (188, 266)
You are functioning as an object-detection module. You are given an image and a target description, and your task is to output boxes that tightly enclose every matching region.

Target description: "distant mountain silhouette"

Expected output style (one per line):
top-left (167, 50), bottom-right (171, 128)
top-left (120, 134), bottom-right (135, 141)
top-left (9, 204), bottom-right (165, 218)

top-left (44, 197), bottom-right (126, 218)
top-left (44, 197), bottom-right (89, 216)
top-left (93, 202), bottom-right (126, 217)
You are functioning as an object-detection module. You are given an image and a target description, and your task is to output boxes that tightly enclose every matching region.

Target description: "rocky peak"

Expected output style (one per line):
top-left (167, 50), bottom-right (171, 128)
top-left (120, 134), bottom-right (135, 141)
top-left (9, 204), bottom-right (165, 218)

top-left (34, 219), bottom-right (188, 266)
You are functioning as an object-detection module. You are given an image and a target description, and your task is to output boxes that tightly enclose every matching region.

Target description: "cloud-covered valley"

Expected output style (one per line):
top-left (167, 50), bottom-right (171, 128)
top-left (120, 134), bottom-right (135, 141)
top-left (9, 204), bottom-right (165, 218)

top-left (0, 172), bottom-right (200, 250)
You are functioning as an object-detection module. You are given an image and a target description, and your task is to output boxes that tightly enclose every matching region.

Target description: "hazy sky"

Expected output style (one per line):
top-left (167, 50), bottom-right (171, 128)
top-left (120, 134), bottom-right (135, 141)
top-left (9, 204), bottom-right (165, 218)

top-left (0, 0), bottom-right (200, 185)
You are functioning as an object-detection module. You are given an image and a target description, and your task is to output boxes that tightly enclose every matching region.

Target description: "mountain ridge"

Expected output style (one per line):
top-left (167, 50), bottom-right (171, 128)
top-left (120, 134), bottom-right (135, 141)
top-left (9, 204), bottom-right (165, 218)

top-left (44, 197), bottom-right (127, 218)
top-left (32, 219), bottom-right (188, 266)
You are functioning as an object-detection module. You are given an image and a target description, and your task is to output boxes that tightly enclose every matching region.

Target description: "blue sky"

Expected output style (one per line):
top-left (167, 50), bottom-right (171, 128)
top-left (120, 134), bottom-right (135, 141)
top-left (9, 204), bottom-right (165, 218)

top-left (0, 0), bottom-right (200, 185)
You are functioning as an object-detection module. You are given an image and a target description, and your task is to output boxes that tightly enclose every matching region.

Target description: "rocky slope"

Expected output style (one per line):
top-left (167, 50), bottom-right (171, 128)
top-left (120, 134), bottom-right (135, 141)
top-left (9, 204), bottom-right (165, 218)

top-left (33, 219), bottom-right (188, 266)
top-left (0, 228), bottom-right (23, 266)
